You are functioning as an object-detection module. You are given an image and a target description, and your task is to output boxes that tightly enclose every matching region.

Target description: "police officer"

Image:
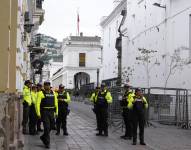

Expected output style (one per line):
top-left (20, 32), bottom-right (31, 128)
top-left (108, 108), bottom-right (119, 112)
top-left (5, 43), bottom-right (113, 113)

top-left (29, 85), bottom-right (38, 135)
top-left (95, 83), bottom-right (112, 136)
top-left (128, 88), bottom-right (148, 145)
top-left (36, 81), bottom-right (58, 148)
top-left (22, 80), bottom-right (32, 134)
top-left (55, 84), bottom-right (71, 136)
top-left (90, 86), bottom-right (100, 130)
top-left (36, 83), bottom-right (43, 132)
top-left (120, 84), bottom-right (134, 140)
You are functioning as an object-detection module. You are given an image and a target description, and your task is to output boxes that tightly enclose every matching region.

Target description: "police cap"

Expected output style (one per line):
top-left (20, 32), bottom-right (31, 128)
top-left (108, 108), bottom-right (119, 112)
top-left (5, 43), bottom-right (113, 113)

top-left (37, 83), bottom-right (42, 87)
top-left (24, 80), bottom-right (32, 85)
top-left (101, 83), bottom-right (106, 88)
top-left (44, 81), bottom-right (51, 86)
top-left (59, 84), bottom-right (65, 88)
top-left (124, 84), bottom-right (130, 89)
top-left (135, 88), bottom-right (142, 93)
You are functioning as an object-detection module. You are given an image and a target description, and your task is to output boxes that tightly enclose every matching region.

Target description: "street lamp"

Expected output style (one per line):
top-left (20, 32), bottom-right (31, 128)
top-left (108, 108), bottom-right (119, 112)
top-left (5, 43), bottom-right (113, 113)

top-left (115, 9), bottom-right (127, 86)
top-left (97, 68), bottom-right (99, 87)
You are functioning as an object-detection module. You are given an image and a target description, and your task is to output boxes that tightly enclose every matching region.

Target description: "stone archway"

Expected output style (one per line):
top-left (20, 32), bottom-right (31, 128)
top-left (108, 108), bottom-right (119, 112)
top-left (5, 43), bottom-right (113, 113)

top-left (74, 72), bottom-right (90, 89)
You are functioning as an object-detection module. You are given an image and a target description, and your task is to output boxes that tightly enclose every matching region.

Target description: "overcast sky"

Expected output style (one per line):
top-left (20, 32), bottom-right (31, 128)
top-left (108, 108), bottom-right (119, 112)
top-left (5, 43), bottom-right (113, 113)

top-left (38, 0), bottom-right (114, 41)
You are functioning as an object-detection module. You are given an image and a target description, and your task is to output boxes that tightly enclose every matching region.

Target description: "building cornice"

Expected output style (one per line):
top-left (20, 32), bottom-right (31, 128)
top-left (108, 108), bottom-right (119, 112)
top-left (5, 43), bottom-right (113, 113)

top-left (65, 44), bottom-right (102, 49)
top-left (52, 66), bottom-right (101, 80)
top-left (64, 66), bottom-right (101, 70)
top-left (100, 0), bottom-right (127, 27)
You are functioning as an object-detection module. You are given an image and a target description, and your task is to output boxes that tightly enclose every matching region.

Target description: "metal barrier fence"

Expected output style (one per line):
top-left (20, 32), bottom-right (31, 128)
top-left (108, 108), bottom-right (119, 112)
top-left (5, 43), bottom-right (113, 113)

top-left (74, 85), bottom-right (191, 129)
top-left (147, 87), bottom-right (189, 128)
top-left (108, 86), bottom-right (190, 129)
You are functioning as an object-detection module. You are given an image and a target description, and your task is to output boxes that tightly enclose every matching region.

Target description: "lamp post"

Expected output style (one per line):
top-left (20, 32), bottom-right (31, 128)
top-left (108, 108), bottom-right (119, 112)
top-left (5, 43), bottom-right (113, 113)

top-left (115, 9), bottom-right (127, 86)
top-left (97, 68), bottom-right (99, 87)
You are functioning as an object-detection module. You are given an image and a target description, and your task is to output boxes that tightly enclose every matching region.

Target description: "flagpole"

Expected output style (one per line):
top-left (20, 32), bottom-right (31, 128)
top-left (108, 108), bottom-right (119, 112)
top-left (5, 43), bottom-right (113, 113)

top-left (77, 9), bottom-right (80, 36)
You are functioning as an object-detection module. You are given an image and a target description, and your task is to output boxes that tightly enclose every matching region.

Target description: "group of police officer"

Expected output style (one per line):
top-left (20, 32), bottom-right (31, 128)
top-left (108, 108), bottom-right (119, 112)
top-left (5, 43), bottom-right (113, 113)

top-left (90, 84), bottom-right (148, 146)
top-left (22, 79), bottom-right (148, 148)
top-left (22, 80), bottom-right (70, 148)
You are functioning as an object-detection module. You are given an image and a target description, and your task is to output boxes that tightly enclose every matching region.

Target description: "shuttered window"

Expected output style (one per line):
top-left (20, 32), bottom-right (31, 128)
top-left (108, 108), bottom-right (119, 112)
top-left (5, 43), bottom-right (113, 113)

top-left (79, 53), bottom-right (86, 67)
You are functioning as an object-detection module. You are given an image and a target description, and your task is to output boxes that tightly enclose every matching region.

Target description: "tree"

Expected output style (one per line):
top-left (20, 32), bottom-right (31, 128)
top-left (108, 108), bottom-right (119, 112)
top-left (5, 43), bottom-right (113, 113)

top-left (136, 48), bottom-right (159, 88)
top-left (164, 47), bottom-right (191, 88)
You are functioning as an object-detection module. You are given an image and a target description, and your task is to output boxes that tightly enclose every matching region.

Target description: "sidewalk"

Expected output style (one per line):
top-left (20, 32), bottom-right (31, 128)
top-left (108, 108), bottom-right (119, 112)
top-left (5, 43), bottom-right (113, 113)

top-left (23, 101), bottom-right (191, 150)
top-left (24, 112), bottom-right (152, 150)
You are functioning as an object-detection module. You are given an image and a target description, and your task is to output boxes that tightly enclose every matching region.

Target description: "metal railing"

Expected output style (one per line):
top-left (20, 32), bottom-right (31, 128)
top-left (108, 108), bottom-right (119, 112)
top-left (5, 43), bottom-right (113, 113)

top-left (108, 86), bottom-right (190, 129)
top-left (74, 85), bottom-right (191, 129)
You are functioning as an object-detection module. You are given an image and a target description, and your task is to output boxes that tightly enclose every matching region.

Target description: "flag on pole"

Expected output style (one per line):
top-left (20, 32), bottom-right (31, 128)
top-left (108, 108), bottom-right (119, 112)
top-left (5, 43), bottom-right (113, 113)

top-left (77, 12), bottom-right (80, 36)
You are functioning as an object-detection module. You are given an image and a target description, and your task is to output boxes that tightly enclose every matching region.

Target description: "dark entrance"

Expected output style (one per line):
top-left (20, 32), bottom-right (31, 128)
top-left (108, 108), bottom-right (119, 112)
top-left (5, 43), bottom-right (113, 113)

top-left (74, 72), bottom-right (90, 89)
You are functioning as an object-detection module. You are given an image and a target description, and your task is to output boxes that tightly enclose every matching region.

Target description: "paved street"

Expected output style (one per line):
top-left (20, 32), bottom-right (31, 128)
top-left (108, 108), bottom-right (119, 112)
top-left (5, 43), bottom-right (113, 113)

top-left (24, 101), bottom-right (191, 150)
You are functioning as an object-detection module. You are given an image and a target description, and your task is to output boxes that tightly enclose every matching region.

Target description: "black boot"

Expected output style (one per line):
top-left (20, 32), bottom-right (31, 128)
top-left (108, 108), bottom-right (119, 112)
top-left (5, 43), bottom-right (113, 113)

top-left (40, 135), bottom-right (48, 146)
top-left (132, 138), bottom-right (137, 145)
top-left (22, 127), bottom-right (28, 135)
top-left (140, 141), bottom-right (146, 145)
top-left (103, 130), bottom-right (108, 137)
top-left (63, 130), bottom-right (69, 136)
top-left (96, 130), bottom-right (102, 136)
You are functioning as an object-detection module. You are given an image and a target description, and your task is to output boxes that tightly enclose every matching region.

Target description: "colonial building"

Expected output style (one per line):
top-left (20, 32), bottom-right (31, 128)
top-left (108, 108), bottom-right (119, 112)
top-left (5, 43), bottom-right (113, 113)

top-left (0, 0), bottom-right (45, 92)
top-left (0, 0), bottom-right (45, 149)
top-left (52, 33), bottom-right (102, 89)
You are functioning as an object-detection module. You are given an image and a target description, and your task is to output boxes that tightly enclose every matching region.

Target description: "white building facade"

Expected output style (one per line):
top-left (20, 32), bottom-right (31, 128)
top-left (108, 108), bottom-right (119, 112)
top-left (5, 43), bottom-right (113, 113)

top-left (51, 34), bottom-right (102, 89)
top-left (100, 0), bottom-right (127, 81)
top-left (120, 0), bottom-right (191, 89)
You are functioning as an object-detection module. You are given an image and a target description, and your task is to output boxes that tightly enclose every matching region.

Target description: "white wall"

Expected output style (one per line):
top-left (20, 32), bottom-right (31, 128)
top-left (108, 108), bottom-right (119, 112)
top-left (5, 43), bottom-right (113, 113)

top-left (121, 0), bottom-right (191, 89)
top-left (101, 0), bottom-right (126, 81)
top-left (63, 47), bottom-right (101, 68)
top-left (49, 61), bottom-right (63, 78)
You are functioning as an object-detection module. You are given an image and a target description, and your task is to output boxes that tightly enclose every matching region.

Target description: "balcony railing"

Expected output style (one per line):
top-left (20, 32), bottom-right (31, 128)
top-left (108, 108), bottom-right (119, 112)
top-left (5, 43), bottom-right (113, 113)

top-left (36, 0), bottom-right (43, 9)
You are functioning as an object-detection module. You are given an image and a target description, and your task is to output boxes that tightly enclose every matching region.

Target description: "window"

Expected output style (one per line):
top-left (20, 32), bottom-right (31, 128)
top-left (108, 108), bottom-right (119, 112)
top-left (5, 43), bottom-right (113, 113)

top-left (79, 53), bottom-right (86, 67)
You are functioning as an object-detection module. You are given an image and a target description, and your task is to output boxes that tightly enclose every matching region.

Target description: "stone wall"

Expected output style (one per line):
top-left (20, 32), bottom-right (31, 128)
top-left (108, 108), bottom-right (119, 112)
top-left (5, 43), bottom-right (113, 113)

top-left (0, 93), bottom-right (23, 150)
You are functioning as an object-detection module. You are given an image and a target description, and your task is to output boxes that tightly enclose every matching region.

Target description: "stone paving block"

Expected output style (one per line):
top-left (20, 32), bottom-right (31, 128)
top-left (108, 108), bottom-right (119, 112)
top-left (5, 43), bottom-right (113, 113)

top-left (24, 102), bottom-right (191, 150)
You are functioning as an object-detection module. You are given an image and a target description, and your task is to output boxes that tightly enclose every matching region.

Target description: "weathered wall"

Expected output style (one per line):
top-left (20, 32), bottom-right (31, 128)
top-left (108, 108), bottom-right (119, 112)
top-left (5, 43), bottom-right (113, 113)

top-left (0, 93), bottom-right (23, 150)
top-left (0, 0), bottom-right (11, 92)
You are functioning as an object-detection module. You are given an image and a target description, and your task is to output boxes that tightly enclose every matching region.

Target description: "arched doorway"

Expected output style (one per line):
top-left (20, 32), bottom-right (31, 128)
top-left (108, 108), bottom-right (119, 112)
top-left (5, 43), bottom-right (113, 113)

top-left (74, 72), bottom-right (90, 89)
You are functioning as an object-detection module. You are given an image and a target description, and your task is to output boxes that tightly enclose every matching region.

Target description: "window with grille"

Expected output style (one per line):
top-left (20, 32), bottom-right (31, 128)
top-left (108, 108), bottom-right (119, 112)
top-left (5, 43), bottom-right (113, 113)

top-left (79, 53), bottom-right (86, 67)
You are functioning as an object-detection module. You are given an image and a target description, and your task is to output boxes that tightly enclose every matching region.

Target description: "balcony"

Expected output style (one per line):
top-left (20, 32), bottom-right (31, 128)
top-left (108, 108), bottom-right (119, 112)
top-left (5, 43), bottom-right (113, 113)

top-left (24, 11), bottom-right (34, 33)
top-left (33, 0), bottom-right (45, 25)
top-left (36, 0), bottom-right (43, 9)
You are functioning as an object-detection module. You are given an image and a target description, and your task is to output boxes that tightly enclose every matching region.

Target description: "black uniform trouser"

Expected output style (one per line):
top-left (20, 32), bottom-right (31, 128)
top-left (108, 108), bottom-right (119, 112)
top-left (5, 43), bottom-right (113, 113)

top-left (122, 108), bottom-right (132, 137)
top-left (29, 104), bottom-right (37, 134)
top-left (93, 105), bottom-right (98, 129)
top-left (41, 109), bottom-right (55, 145)
top-left (37, 109), bottom-right (43, 131)
top-left (96, 107), bottom-right (108, 134)
top-left (132, 112), bottom-right (145, 143)
top-left (56, 108), bottom-right (68, 133)
top-left (22, 102), bottom-right (30, 132)
top-left (37, 118), bottom-right (42, 131)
